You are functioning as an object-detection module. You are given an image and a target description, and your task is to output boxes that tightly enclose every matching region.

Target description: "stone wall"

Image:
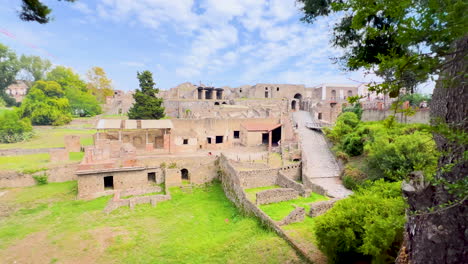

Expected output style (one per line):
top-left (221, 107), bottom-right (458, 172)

top-left (256, 188), bottom-right (299, 205)
top-left (308, 199), bottom-right (339, 217)
top-left (0, 163), bottom-right (79, 188)
top-left (278, 207), bottom-right (305, 226)
top-left (217, 154), bottom-right (323, 263)
top-left (0, 147), bottom-right (63, 156)
top-left (279, 163), bottom-right (301, 181)
top-left (361, 109), bottom-right (430, 124)
top-left (237, 168), bottom-right (279, 188)
top-left (276, 171), bottom-right (309, 196)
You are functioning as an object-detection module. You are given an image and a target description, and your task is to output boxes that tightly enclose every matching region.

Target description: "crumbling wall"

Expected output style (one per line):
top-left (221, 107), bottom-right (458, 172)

top-left (276, 171), bottom-right (309, 196)
top-left (237, 168), bottom-right (279, 188)
top-left (0, 163), bottom-right (79, 188)
top-left (308, 199), bottom-right (339, 217)
top-left (278, 207), bottom-right (305, 226)
top-left (256, 188), bottom-right (299, 205)
top-left (279, 163), bottom-right (301, 181)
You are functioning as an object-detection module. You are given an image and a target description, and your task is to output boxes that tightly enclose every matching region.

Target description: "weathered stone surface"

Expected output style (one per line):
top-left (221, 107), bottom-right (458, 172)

top-left (50, 149), bottom-right (69, 162)
top-left (64, 135), bottom-right (81, 152)
top-left (308, 199), bottom-right (339, 217)
top-left (256, 188), bottom-right (299, 205)
top-left (278, 207), bottom-right (305, 226)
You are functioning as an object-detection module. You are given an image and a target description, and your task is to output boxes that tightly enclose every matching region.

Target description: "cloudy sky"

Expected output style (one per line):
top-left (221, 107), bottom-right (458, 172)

top-left (0, 0), bottom-right (414, 91)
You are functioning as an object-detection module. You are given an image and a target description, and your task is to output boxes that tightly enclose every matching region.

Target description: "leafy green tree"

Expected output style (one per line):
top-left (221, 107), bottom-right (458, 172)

top-left (86, 66), bottom-right (114, 103)
top-left (18, 80), bottom-right (72, 125)
top-left (367, 131), bottom-right (439, 181)
top-left (0, 43), bottom-right (21, 106)
top-left (19, 55), bottom-right (52, 81)
top-left (47, 66), bottom-right (101, 116)
top-left (19, 0), bottom-right (76, 24)
top-left (299, 1), bottom-right (467, 262)
top-left (128, 71), bottom-right (165, 119)
top-left (315, 180), bottom-right (406, 263)
top-left (0, 110), bottom-right (33, 143)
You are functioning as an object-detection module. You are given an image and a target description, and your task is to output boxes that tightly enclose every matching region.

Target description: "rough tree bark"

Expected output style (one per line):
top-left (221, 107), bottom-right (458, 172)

top-left (401, 37), bottom-right (467, 263)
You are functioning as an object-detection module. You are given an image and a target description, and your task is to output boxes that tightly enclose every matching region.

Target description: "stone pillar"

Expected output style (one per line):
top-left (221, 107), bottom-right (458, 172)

top-left (202, 89), bottom-right (206, 100)
top-left (268, 130), bottom-right (272, 152)
top-left (119, 131), bottom-right (122, 141)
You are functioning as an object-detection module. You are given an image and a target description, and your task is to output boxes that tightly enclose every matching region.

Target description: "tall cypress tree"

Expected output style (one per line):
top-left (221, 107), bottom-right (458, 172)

top-left (127, 71), bottom-right (165, 119)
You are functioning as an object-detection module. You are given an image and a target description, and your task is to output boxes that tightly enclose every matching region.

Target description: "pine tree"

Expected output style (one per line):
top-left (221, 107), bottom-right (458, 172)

top-left (128, 71), bottom-right (165, 119)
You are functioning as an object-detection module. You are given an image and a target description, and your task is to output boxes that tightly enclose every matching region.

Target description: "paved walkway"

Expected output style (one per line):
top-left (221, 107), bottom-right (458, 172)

top-left (293, 111), bottom-right (352, 198)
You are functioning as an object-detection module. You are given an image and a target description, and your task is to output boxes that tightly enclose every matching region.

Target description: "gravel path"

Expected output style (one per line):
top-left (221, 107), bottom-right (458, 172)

top-left (293, 111), bottom-right (352, 198)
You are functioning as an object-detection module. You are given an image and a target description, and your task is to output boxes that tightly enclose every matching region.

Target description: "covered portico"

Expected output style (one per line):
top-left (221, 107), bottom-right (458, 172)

top-left (240, 122), bottom-right (282, 151)
top-left (96, 119), bottom-right (174, 153)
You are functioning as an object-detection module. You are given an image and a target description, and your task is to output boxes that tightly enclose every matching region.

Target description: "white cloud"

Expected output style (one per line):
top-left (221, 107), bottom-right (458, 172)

top-left (72, 2), bottom-right (92, 14)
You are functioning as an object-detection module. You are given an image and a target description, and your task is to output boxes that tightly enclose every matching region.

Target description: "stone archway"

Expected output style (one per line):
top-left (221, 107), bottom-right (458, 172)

top-left (294, 93), bottom-right (303, 110)
top-left (181, 168), bottom-right (189, 180)
top-left (291, 100), bottom-right (297, 111)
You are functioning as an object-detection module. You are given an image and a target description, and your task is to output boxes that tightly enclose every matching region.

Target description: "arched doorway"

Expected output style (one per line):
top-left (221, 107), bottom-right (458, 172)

top-left (294, 93), bottom-right (303, 110)
top-left (291, 100), bottom-right (297, 111)
top-left (181, 168), bottom-right (189, 180)
top-left (214, 102), bottom-right (220, 105)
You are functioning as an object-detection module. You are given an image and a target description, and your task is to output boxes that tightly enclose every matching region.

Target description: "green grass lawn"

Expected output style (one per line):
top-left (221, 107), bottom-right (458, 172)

top-left (259, 193), bottom-right (328, 221)
top-left (0, 182), bottom-right (304, 264)
top-left (0, 152), bottom-right (84, 172)
top-left (0, 153), bottom-right (50, 171)
top-left (0, 128), bottom-right (95, 149)
top-left (282, 217), bottom-right (318, 245)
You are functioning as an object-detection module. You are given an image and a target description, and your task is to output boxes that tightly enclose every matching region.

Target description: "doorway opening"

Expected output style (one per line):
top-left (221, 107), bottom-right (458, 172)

top-left (181, 169), bottom-right (189, 180)
top-left (148, 172), bottom-right (156, 183)
top-left (104, 176), bottom-right (114, 190)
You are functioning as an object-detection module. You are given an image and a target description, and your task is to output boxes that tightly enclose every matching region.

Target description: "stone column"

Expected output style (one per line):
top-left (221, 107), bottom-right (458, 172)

top-left (268, 130), bottom-right (272, 152)
top-left (202, 89), bottom-right (206, 100)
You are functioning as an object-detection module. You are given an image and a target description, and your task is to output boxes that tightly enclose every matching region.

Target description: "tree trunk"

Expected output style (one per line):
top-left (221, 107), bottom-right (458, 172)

top-left (400, 37), bottom-right (468, 263)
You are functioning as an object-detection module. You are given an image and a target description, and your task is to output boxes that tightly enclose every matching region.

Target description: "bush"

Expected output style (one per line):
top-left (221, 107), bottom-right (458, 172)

top-left (367, 131), bottom-right (439, 181)
top-left (315, 180), bottom-right (406, 263)
top-left (342, 165), bottom-right (366, 190)
top-left (33, 173), bottom-right (48, 185)
top-left (0, 111), bottom-right (33, 143)
top-left (342, 133), bottom-right (364, 156)
top-left (160, 162), bottom-right (167, 168)
top-left (168, 162), bottom-right (177, 169)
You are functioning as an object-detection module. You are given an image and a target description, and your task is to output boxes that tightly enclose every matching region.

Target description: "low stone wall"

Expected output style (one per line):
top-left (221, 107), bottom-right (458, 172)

top-left (276, 171), bottom-right (309, 196)
top-left (308, 199), bottom-right (339, 217)
top-left (120, 186), bottom-right (163, 197)
top-left (278, 207), bottom-right (305, 226)
top-left (237, 168), bottom-right (279, 188)
top-left (0, 163), bottom-right (79, 188)
top-left (361, 109), bottom-right (430, 124)
top-left (103, 186), bottom-right (171, 213)
top-left (218, 154), bottom-right (323, 263)
top-left (279, 163), bottom-right (301, 181)
top-left (256, 188), bottom-right (299, 205)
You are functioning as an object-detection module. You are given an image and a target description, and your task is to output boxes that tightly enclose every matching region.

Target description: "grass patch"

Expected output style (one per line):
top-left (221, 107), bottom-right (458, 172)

top-left (0, 153), bottom-right (50, 171)
top-left (282, 217), bottom-right (318, 245)
top-left (259, 193), bottom-right (328, 221)
top-left (244, 185), bottom-right (281, 201)
top-left (69, 152), bottom-right (84, 161)
top-left (0, 128), bottom-right (96, 149)
top-left (0, 182), bottom-right (303, 263)
top-left (121, 191), bottom-right (165, 199)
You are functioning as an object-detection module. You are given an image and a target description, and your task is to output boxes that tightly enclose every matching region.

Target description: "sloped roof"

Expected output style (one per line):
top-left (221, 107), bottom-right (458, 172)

top-left (241, 122), bottom-right (281, 132)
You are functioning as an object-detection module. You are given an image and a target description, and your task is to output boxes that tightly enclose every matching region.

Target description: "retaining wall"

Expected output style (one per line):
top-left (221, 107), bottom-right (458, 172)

top-left (276, 171), bottom-right (309, 196)
top-left (308, 199), bottom-right (339, 217)
top-left (256, 188), bottom-right (299, 205)
top-left (0, 163), bottom-right (79, 188)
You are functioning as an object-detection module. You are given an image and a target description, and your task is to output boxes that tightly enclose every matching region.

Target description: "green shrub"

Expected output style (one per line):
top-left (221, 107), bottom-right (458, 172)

top-left (342, 133), bottom-right (364, 156)
top-left (160, 162), bottom-right (167, 168)
top-left (367, 131), bottom-right (438, 181)
top-left (33, 173), bottom-right (48, 185)
top-left (168, 162), bottom-right (177, 169)
top-left (342, 103), bottom-right (363, 120)
top-left (0, 111), bottom-right (33, 143)
top-left (315, 180), bottom-right (406, 263)
top-left (335, 151), bottom-right (349, 162)
top-left (342, 165), bottom-right (366, 190)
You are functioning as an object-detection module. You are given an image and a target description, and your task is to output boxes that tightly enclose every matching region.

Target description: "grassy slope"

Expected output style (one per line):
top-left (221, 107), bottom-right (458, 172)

top-left (0, 128), bottom-right (95, 149)
top-left (0, 182), bottom-right (304, 264)
top-left (0, 153), bottom-right (50, 171)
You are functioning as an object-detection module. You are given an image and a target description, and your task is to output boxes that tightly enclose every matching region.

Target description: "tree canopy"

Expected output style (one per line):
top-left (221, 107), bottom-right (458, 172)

top-left (0, 43), bottom-right (21, 106)
top-left (86, 66), bottom-right (114, 103)
top-left (18, 80), bottom-right (72, 125)
top-left (19, 55), bottom-right (52, 81)
top-left (19, 0), bottom-right (76, 24)
top-left (47, 66), bottom-right (101, 117)
top-left (299, 0), bottom-right (467, 95)
top-left (127, 71), bottom-right (165, 120)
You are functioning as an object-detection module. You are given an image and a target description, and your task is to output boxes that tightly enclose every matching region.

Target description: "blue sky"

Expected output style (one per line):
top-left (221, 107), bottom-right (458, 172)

top-left (0, 0), bottom-right (433, 93)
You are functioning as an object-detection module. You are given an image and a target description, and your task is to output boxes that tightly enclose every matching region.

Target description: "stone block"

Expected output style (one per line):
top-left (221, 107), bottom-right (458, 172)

top-left (50, 149), bottom-right (69, 162)
top-left (278, 207), bottom-right (305, 226)
top-left (64, 135), bottom-right (81, 152)
top-left (308, 199), bottom-right (339, 217)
